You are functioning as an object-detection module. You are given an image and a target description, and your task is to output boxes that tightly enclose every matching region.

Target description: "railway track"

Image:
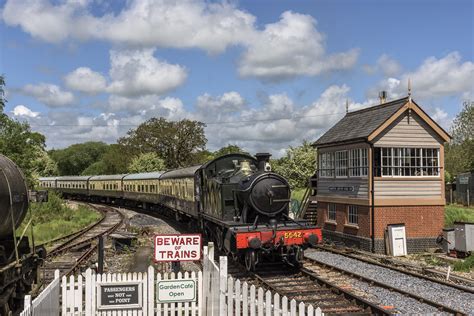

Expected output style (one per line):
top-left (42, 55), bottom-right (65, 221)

top-left (316, 244), bottom-right (474, 290)
top-left (306, 248), bottom-right (474, 315)
top-left (40, 203), bottom-right (124, 286)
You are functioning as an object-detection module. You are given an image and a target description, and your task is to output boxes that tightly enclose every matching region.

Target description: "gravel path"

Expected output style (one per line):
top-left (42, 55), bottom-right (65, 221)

top-left (306, 250), bottom-right (474, 315)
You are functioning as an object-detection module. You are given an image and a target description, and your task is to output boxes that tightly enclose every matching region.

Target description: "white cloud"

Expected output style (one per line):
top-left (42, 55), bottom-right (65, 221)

top-left (106, 49), bottom-right (187, 97)
top-left (430, 107), bottom-right (452, 131)
top-left (64, 67), bottom-right (107, 94)
top-left (2, 1), bottom-right (358, 82)
top-left (196, 91), bottom-right (246, 116)
top-left (376, 54), bottom-right (402, 77)
top-left (11, 105), bottom-right (40, 117)
top-left (238, 11), bottom-right (359, 81)
top-left (1, 0), bottom-right (256, 54)
top-left (19, 83), bottom-right (75, 107)
top-left (375, 52), bottom-right (474, 100)
top-left (107, 95), bottom-right (186, 120)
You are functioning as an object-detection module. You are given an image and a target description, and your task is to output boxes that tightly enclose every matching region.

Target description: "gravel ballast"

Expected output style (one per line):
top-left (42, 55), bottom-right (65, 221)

top-left (306, 250), bottom-right (474, 314)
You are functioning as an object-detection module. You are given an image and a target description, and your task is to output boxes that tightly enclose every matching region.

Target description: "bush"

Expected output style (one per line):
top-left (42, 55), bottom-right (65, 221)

top-left (453, 255), bottom-right (474, 272)
top-left (17, 191), bottom-right (101, 244)
top-left (445, 204), bottom-right (474, 227)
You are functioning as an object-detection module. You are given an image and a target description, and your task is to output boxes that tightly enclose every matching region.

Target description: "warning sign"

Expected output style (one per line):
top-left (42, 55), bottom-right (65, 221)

top-left (154, 234), bottom-right (201, 262)
top-left (97, 281), bottom-right (142, 310)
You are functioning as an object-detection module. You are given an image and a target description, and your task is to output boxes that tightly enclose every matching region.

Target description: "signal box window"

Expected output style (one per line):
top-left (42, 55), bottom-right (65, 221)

top-left (328, 203), bottom-right (336, 222)
top-left (348, 205), bottom-right (358, 225)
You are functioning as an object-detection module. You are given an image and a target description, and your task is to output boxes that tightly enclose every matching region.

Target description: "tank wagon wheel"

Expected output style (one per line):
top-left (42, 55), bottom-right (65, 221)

top-left (245, 249), bottom-right (257, 272)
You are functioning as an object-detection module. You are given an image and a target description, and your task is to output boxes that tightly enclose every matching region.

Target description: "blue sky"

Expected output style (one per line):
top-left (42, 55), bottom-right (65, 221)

top-left (1, 0), bottom-right (472, 156)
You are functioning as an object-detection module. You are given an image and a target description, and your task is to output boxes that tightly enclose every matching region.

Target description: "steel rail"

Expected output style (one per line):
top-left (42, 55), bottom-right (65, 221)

top-left (316, 245), bottom-right (474, 294)
top-left (305, 255), bottom-right (466, 315)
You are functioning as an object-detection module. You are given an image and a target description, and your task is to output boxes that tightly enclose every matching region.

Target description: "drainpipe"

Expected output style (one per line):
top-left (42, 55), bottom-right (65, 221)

top-left (370, 143), bottom-right (375, 253)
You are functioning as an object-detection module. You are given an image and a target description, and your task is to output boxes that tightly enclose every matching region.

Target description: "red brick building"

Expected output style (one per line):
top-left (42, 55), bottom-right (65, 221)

top-left (311, 96), bottom-right (451, 253)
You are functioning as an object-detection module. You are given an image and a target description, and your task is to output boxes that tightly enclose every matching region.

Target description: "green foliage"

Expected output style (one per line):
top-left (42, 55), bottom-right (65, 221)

top-left (119, 117), bottom-right (207, 169)
top-left (213, 144), bottom-right (248, 158)
top-left (18, 191), bottom-right (101, 244)
top-left (272, 140), bottom-right (317, 189)
top-left (0, 75), bottom-right (51, 184)
top-left (81, 144), bottom-right (131, 175)
top-left (128, 152), bottom-right (166, 173)
top-left (49, 141), bottom-right (108, 175)
top-left (444, 170), bottom-right (453, 184)
top-left (445, 101), bottom-right (474, 176)
top-left (445, 204), bottom-right (474, 227)
top-left (453, 254), bottom-right (474, 272)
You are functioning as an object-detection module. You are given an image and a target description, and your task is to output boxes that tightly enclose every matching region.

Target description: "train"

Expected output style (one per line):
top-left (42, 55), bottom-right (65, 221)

top-left (39, 153), bottom-right (322, 271)
top-left (0, 154), bottom-right (45, 315)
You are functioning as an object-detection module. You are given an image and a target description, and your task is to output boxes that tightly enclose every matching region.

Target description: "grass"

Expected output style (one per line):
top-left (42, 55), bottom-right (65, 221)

top-left (291, 188), bottom-right (307, 203)
top-left (17, 192), bottom-right (101, 245)
top-left (453, 255), bottom-right (474, 272)
top-left (444, 204), bottom-right (474, 227)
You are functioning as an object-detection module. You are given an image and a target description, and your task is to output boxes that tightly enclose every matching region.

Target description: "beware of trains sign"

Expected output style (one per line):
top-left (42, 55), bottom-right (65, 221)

top-left (154, 234), bottom-right (202, 262)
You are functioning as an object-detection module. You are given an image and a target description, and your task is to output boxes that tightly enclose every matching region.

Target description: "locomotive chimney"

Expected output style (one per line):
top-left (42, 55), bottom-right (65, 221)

top-left (255, 153), bottom-right (271, 172)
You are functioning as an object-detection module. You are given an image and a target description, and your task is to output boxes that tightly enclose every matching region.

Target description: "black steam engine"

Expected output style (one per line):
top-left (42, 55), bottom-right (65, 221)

top-left (198, 153), bottom-right (321, 271)
top-left (0, 155), bottom-right (45, 315)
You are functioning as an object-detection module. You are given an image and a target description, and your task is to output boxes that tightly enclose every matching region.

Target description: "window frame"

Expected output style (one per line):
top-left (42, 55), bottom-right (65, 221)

top-left (379, 147), bottom-right (440, 178)
top-left (335, 150), bottom-right (348, 178)
top-left (348, 205), bottom-right (358, 225)
top-left (327, 203), bottom-right (337, 222)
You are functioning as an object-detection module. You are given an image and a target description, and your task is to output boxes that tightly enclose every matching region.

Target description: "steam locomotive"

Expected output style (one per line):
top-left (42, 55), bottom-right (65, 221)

top-left (40, 153), bottom-right (321, 271)
top-left (0, 154), bottom-right (45, 315)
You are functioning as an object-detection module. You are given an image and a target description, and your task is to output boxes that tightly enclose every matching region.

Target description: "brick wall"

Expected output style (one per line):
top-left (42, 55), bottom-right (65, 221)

top-left (316, 202), bottom-right (371, 237)
top-left (373, 205), bottom-right (444, 238)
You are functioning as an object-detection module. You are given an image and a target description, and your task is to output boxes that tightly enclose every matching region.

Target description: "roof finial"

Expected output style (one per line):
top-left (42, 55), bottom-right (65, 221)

top-left (408, 78), bottom-right (412, 102)
top-left (346, 99), bottom-right (349, 114)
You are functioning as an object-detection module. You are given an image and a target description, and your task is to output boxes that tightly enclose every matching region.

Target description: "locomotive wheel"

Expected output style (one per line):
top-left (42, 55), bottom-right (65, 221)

top-left (245, 250), bottom-right (257, 272)
top-left (289, 247), bottom-right (304, 267)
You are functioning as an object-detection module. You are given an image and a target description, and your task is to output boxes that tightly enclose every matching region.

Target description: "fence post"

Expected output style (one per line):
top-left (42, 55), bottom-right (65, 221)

top-left (219, 256), bottom-right (228, 315)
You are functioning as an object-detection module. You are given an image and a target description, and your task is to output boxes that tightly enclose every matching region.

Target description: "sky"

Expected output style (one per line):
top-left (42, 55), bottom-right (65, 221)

top-left (0, 0), bottom-right (473, 157)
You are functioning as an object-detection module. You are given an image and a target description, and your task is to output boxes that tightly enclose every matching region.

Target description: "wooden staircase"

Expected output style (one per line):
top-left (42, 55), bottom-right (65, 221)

top-left (298, 174), bottom-right (318, 225)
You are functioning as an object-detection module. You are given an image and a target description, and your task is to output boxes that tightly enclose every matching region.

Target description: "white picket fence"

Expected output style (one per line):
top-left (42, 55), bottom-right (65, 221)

top-left (21, 242), bottom-right (323, 315)
top-left (21, 270), bottom-right (61, 316)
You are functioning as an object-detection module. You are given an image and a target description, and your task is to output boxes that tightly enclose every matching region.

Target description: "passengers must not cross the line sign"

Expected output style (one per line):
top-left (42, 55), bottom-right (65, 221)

top-left (154, 234), bottom-right (202, 262)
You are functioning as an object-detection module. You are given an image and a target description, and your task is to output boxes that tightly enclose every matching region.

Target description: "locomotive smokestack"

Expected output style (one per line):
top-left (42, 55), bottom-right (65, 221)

top-left (255, 153), bottom-right (271, 171)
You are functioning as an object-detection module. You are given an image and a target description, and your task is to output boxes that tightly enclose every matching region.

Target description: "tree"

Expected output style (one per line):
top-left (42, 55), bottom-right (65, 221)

top-left (0, 75), bottom-right (50, 183)
top-left (272, 140), bottom-right (317, 189)
top-left (119, 117), bottom-right (207, 169)
top-left (445, 101), bottom-right (474, 176)
top-left (213, 144), bottom-right (248, 158)
top-left (128, 152), bottom-right (166, 173)
top-left (49, 141), bottom-right (108, 175)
